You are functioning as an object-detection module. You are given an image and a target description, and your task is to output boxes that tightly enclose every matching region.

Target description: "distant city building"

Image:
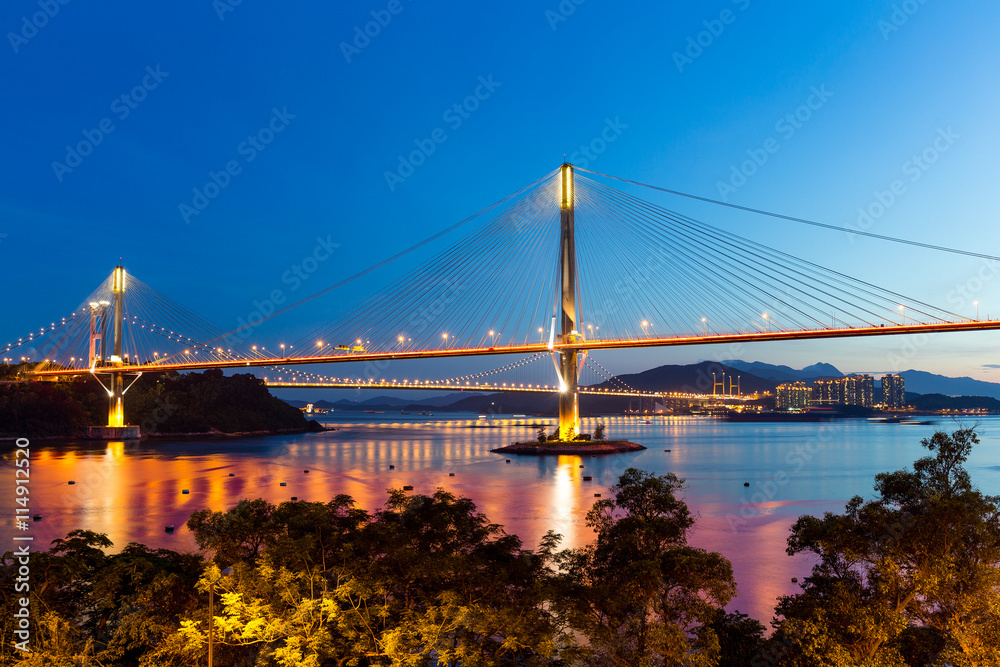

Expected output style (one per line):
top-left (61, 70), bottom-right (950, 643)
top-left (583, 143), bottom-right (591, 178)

top-left (811, 378), bottom-right (844, 406)
top-left (777, 381), bottom-right (810, 410)
top-left (882, 374), bottom-right (905, 408)
top-left (845, 374), bottom-right (874, 407)
top-left (811, 375), bottom-right (875, 408)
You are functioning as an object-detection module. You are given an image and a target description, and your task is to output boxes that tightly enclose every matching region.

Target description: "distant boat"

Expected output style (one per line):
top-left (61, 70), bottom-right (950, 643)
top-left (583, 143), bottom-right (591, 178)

top-left (401, 410), bottom-right (411, 415)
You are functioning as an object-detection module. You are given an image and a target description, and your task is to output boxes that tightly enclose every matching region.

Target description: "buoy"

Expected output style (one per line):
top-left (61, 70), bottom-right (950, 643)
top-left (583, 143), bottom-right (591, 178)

top-left (279, 482), bottom-right (287, 487)
top-left (165, 525), bottom-right (175, 533)
top-left (182, 489), bottom-right (189, 494)
top-left (594, 493), bottom-right (602, 497)
top-left (506, 459), bottom-right (511, 463)
top-left (389, 465), bottom-right (395, 469)
top-left (303, 469), bottom-right (309, 473)
top-left (666, 449), bottom-right (671, 452)
top-left (228, 473), bottom-right (235, 477)
top-left (579, 465), bottom-right (585, 468)
top-left (448, 472), bottom-right (455, 476)
top-left (32, 515), bottom-right (41, 521)
top-left (68, 481), bottom-right (75, 485)
top-left (743, 482), bottom-right (750, 487)
top-left (403, 485), bottom-right (414, 491)
top-left (583, 476), bottom-right (592, 481)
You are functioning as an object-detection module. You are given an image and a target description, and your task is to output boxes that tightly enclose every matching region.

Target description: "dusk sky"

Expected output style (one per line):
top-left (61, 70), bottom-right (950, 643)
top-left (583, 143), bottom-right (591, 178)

top-left (3, 1), bottom-right (999, 394)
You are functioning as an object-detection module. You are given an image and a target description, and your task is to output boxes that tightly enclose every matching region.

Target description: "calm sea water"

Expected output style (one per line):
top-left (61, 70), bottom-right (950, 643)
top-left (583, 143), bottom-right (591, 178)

top-left (9, 414), bottom-right (1000, 625)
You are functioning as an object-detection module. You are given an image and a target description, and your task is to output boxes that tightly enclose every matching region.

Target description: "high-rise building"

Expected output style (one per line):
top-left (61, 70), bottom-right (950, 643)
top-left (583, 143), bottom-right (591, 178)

top-left (882, 374), bottom-right (905, 408)
top-left (811, 378), bottom-right (844, 406)
top-left (777, 381), bottom-right (810, 410)
top-left (845, 374), bottom-right (874, 407)
top-left (811, 375), bottom-right (874, 407)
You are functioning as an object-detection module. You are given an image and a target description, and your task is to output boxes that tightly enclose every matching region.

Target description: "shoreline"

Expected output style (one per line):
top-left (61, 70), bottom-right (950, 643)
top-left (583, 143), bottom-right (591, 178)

top-left (0, 422), bottom-right (333, 443)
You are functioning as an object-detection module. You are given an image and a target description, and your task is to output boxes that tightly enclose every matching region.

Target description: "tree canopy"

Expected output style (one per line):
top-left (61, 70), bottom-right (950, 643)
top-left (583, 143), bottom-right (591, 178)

top-left (770, 427), bottom-right (1000, 666)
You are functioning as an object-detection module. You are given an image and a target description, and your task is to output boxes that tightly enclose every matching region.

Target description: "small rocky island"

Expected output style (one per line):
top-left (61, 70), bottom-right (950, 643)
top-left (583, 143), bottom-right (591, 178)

top-left (491, 423), bottom-right (645, 455)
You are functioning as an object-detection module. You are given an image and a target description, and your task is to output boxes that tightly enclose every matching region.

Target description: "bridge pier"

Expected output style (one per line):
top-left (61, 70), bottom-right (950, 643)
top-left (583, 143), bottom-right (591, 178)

top-left (559, 349), bottom-right (579, 439)
top-left (558, 163), bottom-right (581, 440)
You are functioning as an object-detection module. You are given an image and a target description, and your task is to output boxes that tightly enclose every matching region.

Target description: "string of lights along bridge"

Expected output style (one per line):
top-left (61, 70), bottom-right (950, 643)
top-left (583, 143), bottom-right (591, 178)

top-left (15, 164), bottom-right (1000, 438)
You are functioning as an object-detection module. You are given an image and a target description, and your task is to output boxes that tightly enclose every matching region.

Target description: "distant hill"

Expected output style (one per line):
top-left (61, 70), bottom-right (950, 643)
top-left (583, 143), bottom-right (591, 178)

top-left (594, 361), bottom-right (777, 395)
top-left (277, 362), bottom-right (1000, 415)
top-left (899, 370), bottom-right (1000, 400)
top-left (282, 392), bottom-right (486, 411)
top-left (909, 393), bottom-right (1000, 412)
top-left (722, 360), bottom-right (844, 383)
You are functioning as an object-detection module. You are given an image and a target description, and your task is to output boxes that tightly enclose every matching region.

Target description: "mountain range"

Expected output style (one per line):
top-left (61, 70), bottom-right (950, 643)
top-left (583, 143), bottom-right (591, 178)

top-left (722, 360), bottom-right (844, 384)
top-left (281, 361), bottom-right (1000, 412)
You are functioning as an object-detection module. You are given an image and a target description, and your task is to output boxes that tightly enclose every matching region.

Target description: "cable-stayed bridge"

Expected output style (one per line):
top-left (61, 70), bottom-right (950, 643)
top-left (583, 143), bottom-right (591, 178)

top-left (10, 164), bottom-right (1000, 438)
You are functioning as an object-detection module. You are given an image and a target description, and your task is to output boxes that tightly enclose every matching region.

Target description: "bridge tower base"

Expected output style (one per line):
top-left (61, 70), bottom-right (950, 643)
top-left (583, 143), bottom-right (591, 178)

top-left (83, 425), bottom-right (141, 440)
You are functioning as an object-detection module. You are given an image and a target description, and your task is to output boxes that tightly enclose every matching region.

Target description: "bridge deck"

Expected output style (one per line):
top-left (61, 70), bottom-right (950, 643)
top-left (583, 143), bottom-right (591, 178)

top-left (30, 320), bottom-right (1000, 378)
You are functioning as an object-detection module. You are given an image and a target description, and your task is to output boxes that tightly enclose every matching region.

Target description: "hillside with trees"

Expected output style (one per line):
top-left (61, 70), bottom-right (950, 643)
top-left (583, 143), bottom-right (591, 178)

top-left (0, 368), bottom-right (310, 438)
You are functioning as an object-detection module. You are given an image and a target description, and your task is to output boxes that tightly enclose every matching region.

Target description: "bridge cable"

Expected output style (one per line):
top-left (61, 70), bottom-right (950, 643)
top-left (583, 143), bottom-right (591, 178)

top-left (578, 167), bottom-right (1000, 263)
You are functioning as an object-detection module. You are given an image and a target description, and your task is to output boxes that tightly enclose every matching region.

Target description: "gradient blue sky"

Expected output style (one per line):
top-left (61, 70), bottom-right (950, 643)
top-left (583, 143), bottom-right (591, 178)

top-left (2, 0), bottom-right (999, 394)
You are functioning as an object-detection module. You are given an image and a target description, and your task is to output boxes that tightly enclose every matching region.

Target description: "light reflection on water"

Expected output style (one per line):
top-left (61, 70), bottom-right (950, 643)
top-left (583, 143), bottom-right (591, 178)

top-left (14, 414), bottom-right (1000, 625)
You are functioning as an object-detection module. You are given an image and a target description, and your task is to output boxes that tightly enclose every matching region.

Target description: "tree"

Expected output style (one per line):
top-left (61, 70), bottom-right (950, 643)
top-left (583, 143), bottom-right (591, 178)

top-left (88, 544), bottom-right (203, 666)
top-left (771, 427), bottom-right (1000, 666)
top-left (145, 561), bottom-right (342, 667)
top-left (555, 468), bottom-right (736, 667)
top-left (360, 488), bottom-right (564, 666)
top-left (187, 498), bottom-right (282, 566)
top-left (593, 422), bottom-right (606, 440)
top-left (537, 425), bottom-right (547, 442)
top-left (708, 611), bottom-right (766, 667)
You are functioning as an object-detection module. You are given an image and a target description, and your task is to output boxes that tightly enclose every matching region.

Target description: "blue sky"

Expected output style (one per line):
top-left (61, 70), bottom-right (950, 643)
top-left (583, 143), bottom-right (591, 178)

top-left (2, 0), bottom-right (999, 394)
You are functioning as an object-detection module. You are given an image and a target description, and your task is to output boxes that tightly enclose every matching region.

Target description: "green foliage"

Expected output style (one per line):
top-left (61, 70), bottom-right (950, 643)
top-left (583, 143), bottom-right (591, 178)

top-left (709, 611), bottom-right (766, 667)
top-left (0, 380), bottom-right (103, 437)
top-left (176, 489), bottom-right (563, 666)
top-left (537, 424), bottom-right (547, 442)
top-left (187, 498), bottom-right (282, 566)
top-left (126, 370), bottom-right (307, 434)
top-left (0, 531), bottom-right (204, 667)
top-left (0, 370), bottom-right (307, 437)
top-left (771, 427), bottom-right (1000, 666)
top-left (593, 422), bottom-right (606, 440)
top-left (554, 467), bottom-right (735, 667)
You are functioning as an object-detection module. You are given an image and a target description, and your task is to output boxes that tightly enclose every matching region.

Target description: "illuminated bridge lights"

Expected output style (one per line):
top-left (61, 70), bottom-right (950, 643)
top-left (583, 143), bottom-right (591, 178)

top-left (26, 319), bottom-right (1000, 382)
